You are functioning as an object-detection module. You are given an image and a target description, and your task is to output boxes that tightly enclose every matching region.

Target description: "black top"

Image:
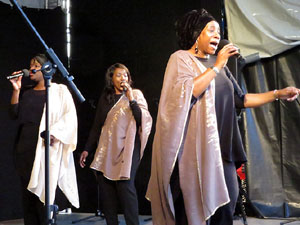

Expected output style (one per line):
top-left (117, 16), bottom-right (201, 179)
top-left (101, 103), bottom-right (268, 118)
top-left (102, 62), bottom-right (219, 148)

top-left (11, 89), bottom-right (45, 123)
top-left (84, 92), bottom-right (142, 153)
top-left (196, 56), bottom-right (247, 166)
top-left (10, 89), bottom-right (46, 179)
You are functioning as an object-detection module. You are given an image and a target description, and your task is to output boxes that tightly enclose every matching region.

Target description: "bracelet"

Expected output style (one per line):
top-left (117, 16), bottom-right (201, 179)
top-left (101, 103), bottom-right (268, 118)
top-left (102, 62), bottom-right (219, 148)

top-left (273, 89), bottom-right (279, 101)
top-left (211, 66), bottom-right (220, 75)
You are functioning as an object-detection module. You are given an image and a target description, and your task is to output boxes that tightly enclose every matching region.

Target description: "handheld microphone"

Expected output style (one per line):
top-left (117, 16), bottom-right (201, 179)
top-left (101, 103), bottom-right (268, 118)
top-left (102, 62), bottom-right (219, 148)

top-left (121, 82), bottom-right (128, 92)
top-left (216, 39), bottom-right (244, 60)
top-left (7, 69), bottom-right (30, 80)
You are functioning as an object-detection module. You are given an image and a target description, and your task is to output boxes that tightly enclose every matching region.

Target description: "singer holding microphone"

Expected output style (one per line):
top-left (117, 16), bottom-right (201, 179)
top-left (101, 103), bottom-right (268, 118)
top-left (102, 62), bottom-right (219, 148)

top-left (146, 8), bottom-right (300, 225)
top-left (79, 63), bottom-right (152, 225)
top-left (9, 53), bottom-right (79, 225)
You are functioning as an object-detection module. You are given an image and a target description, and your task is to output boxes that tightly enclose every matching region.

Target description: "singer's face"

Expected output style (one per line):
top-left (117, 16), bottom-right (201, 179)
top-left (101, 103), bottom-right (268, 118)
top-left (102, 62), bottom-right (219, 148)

top-left (197, 21), bottom-right (221, 56)
top-left (112, 68), bottom-right (129, 94)
top-left (29, 59), bottom-right (43, 82)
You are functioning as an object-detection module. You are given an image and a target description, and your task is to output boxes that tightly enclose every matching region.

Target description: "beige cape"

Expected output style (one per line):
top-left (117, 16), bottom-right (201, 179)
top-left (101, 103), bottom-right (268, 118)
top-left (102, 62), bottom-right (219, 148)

top-left (28, 83), bottom-right (79, 208)
top-left (90, 89), bottom-right (152, 180)
top-left (146, 50), bottom-right (229, 225)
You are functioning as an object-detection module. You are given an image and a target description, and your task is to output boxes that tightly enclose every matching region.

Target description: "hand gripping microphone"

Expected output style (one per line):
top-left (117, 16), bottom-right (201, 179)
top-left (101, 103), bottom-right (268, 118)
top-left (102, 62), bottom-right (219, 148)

top-left (215, 39), bottom-right (243, 60)
top-left (7, 69), bottom-right (30, 80)
top-left (121, 82), bottom-right (128, 92)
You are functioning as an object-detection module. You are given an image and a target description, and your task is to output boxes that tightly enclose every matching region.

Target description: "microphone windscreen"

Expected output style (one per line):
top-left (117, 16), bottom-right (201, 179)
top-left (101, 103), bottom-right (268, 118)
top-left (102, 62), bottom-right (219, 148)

top-left (215, 39), bottom-right (230, 55)
top-left (22, 69), bottom-right (30, 77)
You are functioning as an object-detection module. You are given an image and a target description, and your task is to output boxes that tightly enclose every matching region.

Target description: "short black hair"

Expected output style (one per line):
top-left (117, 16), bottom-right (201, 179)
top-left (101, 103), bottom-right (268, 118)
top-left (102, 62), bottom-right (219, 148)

top-left (32, 53), bottom-right (48, 65)
top-left (175, 8), bottom-right (216, 50)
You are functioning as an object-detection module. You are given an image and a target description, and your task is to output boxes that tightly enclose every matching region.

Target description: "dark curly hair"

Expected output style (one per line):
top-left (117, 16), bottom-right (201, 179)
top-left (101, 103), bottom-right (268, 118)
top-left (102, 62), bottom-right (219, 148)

top-left (104, 63), bottom-right (132, 103)
top-left (175, 8), bottom-right (216, 50)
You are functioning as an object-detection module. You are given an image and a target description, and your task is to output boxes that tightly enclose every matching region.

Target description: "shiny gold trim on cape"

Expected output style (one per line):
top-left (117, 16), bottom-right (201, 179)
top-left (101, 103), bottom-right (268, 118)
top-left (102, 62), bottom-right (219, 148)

top-left (146, 50), bottom-right (230, 225)
top-left (90, 89), bottom-right (152, 181)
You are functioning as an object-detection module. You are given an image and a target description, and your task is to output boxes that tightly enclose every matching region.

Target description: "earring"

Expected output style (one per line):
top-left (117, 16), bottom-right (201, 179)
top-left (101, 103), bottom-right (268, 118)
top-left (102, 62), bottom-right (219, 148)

top-left (195, 39), bottom-right (199, 54)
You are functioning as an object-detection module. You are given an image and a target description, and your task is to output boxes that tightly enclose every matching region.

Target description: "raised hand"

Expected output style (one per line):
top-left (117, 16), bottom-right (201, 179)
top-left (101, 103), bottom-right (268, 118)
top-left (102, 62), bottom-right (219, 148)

top-left (9, 72), bottom-right (23, 91)
top-left (214, 43), bottom-right (239, 70)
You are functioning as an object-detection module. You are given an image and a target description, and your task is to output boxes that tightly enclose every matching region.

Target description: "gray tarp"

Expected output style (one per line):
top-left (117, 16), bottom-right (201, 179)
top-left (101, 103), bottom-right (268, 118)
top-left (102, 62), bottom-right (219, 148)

top-left (241, 46), bottom-right (300, 217)
top-left (225, 0), bottom-right (300, 58)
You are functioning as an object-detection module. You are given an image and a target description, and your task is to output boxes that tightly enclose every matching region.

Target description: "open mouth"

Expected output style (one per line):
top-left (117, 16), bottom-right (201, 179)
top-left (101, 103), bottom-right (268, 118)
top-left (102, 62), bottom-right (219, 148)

top-left (209, 41), bottom-right (219, 49)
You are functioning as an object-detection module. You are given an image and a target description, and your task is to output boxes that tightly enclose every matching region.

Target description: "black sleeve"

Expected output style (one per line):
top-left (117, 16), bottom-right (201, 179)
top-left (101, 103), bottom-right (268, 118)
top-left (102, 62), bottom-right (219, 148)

top-left (9, 103), bottom-right (19, 120)
top-left (224, 66), bottom-right (245, 109)
top-left (191, 95), bottom-right (198, 107)
top-left (129, 100), bottom-right (142, 127)
top-left (84, 94), bottom-right (108, 153)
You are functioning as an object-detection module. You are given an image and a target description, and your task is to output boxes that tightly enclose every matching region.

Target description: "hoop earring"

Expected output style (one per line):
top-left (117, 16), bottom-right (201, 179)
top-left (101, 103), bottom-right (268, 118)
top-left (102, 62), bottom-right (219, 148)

top-left (195, 39), bottom-right (199, 54)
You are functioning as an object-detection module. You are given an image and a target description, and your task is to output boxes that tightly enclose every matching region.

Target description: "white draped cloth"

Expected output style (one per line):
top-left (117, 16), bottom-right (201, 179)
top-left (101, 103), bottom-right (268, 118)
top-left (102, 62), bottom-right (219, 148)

top-left (225, 0), bottom-right (300, 58)
top-left (28, 83), bottom-right (79, 208)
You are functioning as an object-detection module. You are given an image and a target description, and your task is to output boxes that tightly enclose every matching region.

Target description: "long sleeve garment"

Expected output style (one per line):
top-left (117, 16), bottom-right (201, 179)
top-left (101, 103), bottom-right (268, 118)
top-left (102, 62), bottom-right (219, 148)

top-left (10, 89), bottom-right (45, 180)
top-left (146, 50), bottom-right (230, 225)
top-left (84, 93), bottom-right (142, 153)
top-left (86, 90), bottom-right (152, 180)
top-left (11, 83), bottom-right (80, 208)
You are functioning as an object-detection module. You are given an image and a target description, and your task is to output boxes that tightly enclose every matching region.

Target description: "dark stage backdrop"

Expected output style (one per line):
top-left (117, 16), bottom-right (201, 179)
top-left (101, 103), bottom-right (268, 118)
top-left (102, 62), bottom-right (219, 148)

top-left (3, 0), bottom-right (299, 222)
top-left (0, 0), bottom-right (223, 221)
top-left (241, 46), bottom-right (300, 218)
top-left (0, 3), bottom-right (67, 221)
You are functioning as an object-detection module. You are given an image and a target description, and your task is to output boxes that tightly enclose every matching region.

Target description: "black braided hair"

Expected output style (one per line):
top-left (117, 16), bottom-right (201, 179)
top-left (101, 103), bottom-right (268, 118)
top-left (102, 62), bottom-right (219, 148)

top-left (175, 8), bottom-right (216, 50)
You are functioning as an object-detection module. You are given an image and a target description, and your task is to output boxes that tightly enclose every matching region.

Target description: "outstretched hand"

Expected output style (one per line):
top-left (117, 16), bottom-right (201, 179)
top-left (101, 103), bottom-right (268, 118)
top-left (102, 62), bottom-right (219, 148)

top-left (278, 87), bottom-right (300, 101)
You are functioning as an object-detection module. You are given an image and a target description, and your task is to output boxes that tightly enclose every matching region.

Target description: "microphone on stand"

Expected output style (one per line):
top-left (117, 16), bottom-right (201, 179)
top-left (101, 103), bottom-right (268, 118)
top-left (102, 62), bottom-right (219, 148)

top-left (6, 69), bottom-right (29, 80)
top-left (31, 68), bottom-right (42, 73)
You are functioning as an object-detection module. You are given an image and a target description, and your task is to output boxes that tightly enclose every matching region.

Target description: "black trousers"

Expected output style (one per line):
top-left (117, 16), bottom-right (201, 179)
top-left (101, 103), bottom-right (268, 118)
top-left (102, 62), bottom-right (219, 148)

top-left (20, 176), bottom-right (45, 225)
top-left (208, 160), bottom-right (239, 225)
top-left (170, 160), bottom-right (239, 225)
top-left (96, 144), bottom-right (141, 225)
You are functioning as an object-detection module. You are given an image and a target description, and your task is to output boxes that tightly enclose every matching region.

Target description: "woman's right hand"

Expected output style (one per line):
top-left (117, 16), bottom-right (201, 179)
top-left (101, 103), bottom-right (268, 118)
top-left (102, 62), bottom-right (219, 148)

top-left (9, 72), bottom-right (23, 91)
top-left (215, 43), bottom-right (239, 70)
top-left (79, 151), bottom-right (89, 168)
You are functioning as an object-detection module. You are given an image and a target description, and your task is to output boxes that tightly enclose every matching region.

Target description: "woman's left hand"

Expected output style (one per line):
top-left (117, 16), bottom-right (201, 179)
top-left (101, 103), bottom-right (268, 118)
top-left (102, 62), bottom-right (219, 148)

top-left (278, 87), bottom-right (300, 101)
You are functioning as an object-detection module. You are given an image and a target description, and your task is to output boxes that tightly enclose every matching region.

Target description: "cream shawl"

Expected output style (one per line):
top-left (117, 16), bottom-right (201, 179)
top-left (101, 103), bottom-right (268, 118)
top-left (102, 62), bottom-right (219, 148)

top-left (90, 89), bottom-right (152, 180)
top-left (28, 83), bottom-right (79, 208)
top-left (146, 50), bottom-right (229, 225)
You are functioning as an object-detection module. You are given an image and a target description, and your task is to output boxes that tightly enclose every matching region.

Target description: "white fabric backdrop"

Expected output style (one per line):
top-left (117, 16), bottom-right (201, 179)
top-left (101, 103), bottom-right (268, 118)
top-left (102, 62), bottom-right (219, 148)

top-left (0, 0), bottom-right (65, 10)
top-left (225, 0), bottom-right (300, 58)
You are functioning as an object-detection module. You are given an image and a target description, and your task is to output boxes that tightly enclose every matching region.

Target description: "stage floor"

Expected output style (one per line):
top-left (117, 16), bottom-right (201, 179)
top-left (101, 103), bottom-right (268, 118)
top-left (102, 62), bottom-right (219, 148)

top-left (1, 213), bottom-right (300, 225)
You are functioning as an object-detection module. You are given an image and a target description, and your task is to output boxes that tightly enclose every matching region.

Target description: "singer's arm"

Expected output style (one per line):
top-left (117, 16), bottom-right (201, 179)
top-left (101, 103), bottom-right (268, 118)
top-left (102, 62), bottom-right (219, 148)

top-left (244, 87), bottom-right (300, 108)
top-left (192, 43), bottom-right (239, 98)
top-left (10, 76), bottom-right (22, 104)
top-left (11, 89), bottom-right (20, 104)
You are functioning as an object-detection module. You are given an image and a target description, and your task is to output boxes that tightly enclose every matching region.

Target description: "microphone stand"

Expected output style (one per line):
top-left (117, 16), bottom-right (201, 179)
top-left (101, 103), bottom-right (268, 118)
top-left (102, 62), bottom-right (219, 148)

top-left (9, 1), bottom-right (85, 224)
